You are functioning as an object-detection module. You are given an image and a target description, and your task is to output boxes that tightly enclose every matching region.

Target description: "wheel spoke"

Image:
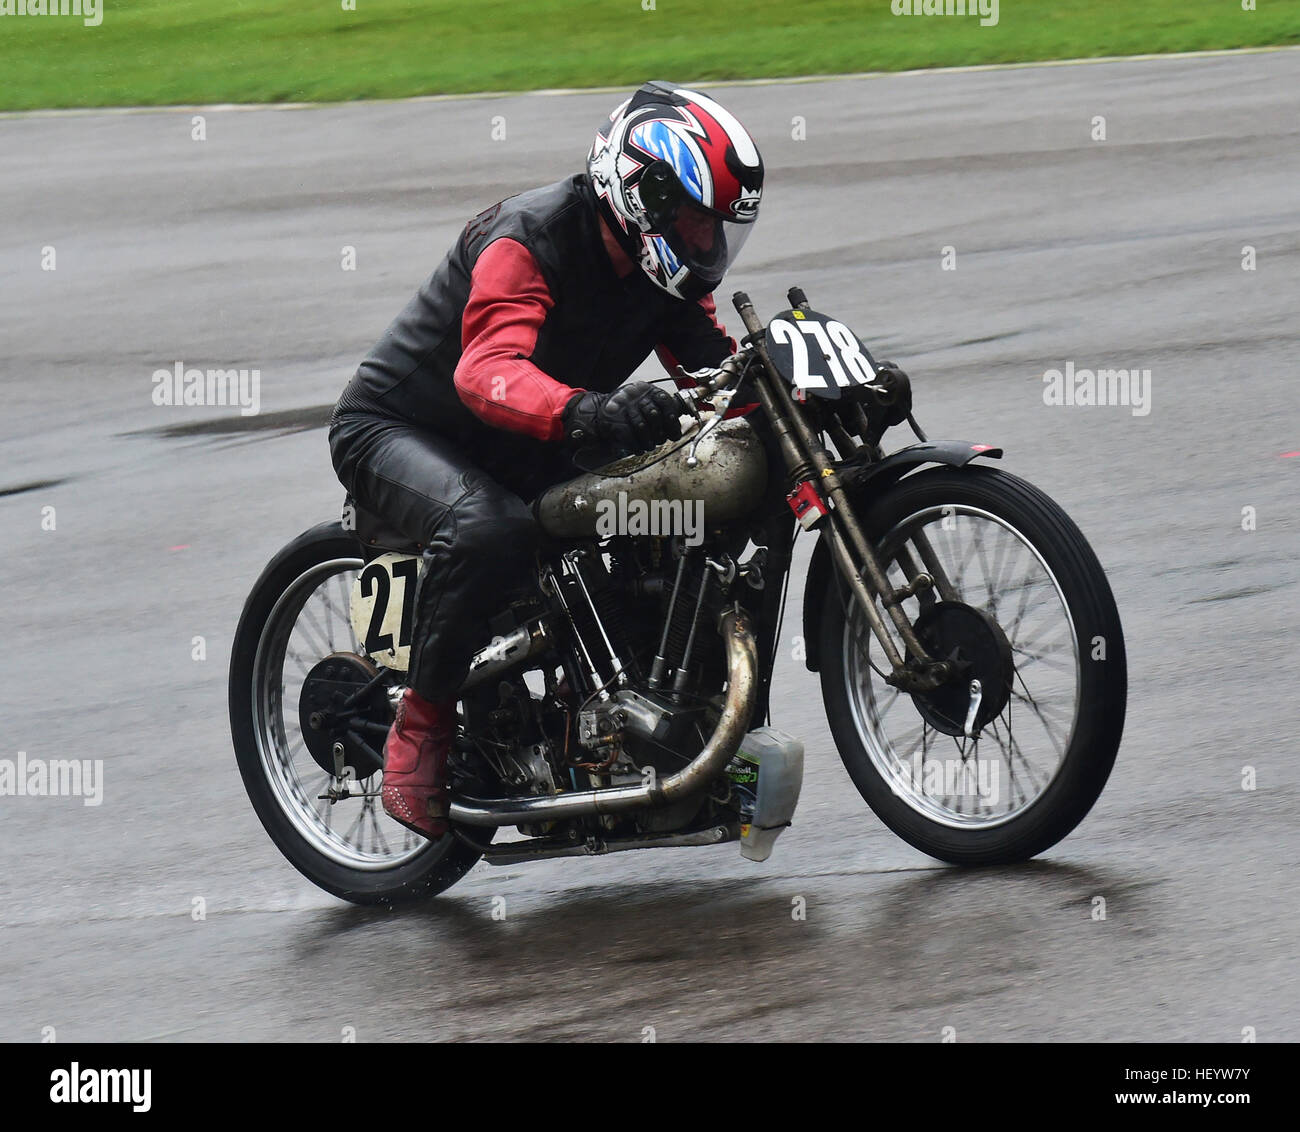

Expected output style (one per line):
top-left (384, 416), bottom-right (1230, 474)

top-left (1011, 640), bottom-right (1075, 674)
top-left (948, 516), bottom-right (983, 594)
top-left (1002, 574), bottom-right (1057, 648)
top-left (892, 722), bottom-right (927, 762)
top-left (321, 585), bottom-right (334, 646)
top-left (1011, 670), bottom-right (1070, 759)
top-left (342, 800), bottom-right (367, 843)
top-left (297, 603), bottom-right (334, 659)
top-left (334, 573), bottom-right (360, 651)
top-left (366, 796), bottom-right (392, 856)
top-left (874, 684), bottom-right (902, 722)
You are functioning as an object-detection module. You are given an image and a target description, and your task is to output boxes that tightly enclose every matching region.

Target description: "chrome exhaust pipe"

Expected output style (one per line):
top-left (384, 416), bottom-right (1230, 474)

top-left (458, 618), bottom-right (551, 692)
top-left (448, 607), bottom-right (758, 827)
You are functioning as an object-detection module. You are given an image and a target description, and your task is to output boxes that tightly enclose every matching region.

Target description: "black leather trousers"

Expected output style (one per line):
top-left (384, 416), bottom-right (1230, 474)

top-left (329, 412), bottom-right (541, 701)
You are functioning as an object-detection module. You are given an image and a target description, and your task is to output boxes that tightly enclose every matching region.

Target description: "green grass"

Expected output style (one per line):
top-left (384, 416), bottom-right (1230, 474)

top-left (0, 0), bottom-right (1296, 111)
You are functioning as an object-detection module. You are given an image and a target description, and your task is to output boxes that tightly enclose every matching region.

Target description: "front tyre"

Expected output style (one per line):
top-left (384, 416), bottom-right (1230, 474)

top-left (229, 521), bottom-right (486, 905)
top-left (818, 467), bottom-right (1126, 865)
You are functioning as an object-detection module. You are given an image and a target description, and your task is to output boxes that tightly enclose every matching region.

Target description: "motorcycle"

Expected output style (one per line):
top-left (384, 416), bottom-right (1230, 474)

top-left (228, 287), bottom-right (1126, 905)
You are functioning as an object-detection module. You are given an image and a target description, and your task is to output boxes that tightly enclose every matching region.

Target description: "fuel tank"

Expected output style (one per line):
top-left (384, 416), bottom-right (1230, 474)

top-left (535, 414), bottom-right (768, 540)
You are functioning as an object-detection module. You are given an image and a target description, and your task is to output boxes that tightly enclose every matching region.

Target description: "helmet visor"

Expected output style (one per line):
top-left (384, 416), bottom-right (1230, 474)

top-left (661, 200), bottom-right (754, 290)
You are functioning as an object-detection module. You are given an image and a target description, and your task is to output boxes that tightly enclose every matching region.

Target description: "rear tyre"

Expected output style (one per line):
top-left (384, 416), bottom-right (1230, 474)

top-left (229, 521), bottom-right (486, 905)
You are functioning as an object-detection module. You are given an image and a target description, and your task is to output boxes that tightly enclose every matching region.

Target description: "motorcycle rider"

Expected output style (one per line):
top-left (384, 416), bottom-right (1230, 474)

top-left (328, 81), bottom-right (765, 840)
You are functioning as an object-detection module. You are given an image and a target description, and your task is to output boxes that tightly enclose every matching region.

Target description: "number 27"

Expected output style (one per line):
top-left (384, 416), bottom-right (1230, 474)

top-left (359, 558), bottom-right (419, 654)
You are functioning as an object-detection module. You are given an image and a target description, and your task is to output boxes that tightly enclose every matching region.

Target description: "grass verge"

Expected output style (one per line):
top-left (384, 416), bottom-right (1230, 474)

top-left (0, 0), bottom-right (1296, 111)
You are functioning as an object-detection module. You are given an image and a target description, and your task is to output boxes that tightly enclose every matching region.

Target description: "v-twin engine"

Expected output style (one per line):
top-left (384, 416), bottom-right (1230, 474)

top-left (449, 607), bottom-right (758, 827)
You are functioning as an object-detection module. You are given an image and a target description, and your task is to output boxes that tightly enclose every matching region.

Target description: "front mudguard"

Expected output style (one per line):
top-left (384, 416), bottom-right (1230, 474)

top-left (800, 441), bottom-right (1002, 673)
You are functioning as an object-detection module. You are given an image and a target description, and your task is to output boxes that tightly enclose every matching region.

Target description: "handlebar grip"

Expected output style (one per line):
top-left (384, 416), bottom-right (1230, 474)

top-left (732, 291), bottom-right (764, 337)
top-left (787, 286), bottom-right (809, 309)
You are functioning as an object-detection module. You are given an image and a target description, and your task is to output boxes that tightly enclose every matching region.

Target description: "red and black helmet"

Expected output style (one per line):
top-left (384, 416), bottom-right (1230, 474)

top-left (587, 80), bottom-right (764, 301)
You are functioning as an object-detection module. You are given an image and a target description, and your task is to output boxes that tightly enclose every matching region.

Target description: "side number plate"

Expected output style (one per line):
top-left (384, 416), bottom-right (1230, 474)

top-left (349, 552), bottom-right (423, 671)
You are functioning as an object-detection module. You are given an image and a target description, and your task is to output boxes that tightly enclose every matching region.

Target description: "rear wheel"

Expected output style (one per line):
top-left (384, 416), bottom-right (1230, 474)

top-left (228, 522), bottom-right (487, 904)
top-left (818, 467), bottom-right (1126, 865)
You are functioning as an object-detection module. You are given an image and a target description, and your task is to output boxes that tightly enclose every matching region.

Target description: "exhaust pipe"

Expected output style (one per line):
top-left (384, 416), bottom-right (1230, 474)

top-left (458, 618), bottom-right (551, 691)
top-left (448, 607), bottom-right (758, 827)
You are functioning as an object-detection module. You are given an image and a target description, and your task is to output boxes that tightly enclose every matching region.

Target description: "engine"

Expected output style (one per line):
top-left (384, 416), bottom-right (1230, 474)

top-left (455, 530), bottom-right (759, 839)
top-left (557, 539), bottom-right (745, 831)
top-left (453, 408), bottom-right (775, 839)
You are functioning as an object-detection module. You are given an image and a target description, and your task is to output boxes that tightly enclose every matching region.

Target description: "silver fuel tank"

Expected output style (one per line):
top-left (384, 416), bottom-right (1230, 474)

top-left (535, 414), bottom-right (768, 540)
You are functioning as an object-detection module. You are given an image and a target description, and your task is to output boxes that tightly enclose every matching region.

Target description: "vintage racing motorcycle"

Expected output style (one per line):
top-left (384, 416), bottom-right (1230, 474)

top-left (228, 288), bottom-right (1127, 905)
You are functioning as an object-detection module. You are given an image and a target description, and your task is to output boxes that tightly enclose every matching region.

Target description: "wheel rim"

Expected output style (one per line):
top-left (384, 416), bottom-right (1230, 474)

top-left (842, 505), bottom-right (1082, 830)
top-left (250, 556), bottom-right (439, 870)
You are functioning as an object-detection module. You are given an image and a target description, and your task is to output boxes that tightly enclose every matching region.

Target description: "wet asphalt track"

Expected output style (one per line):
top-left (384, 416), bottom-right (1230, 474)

top-left (1, 51), bottom-right (1298, 1042)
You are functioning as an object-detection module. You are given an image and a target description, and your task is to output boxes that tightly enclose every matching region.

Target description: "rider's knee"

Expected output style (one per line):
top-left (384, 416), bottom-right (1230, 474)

top-left (449, 492), bottom-right (538, 574)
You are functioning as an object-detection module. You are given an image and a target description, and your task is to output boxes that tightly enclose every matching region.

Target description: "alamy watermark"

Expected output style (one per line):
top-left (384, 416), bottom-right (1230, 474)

top-left (890, 751), bottom-right (1001, 805)
top-left (50, 1063), bottom-right (150, 1113)
top-left (152, 362), bottom-right (261, 416)
top-left (891, 0), bottom-right (999, 28)
top-left (1043, 362), bottom-right (1151, 417)
top-left (0, 751), bottom-right (103, 806)
top-left (594, 491), bottom-right (703, 547)
top-left (0, 0), bottom-right (101, 27)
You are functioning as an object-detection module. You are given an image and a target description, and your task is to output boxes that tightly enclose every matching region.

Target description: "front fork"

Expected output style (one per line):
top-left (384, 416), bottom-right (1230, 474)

top-left (732, 292), bottom-right (952, 695)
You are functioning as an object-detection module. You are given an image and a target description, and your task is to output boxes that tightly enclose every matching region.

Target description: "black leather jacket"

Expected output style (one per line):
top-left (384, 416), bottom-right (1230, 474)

top-left (333, 173), bottom-right (734, 490)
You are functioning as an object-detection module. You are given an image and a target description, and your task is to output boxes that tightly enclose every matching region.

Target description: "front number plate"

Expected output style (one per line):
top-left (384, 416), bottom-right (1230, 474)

top-left (765, 308), bottom-right (879, 400)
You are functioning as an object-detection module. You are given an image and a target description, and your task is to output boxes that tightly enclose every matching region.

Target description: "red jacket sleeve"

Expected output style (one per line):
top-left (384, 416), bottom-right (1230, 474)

top-left (455, 237), bottom-right (581, 442)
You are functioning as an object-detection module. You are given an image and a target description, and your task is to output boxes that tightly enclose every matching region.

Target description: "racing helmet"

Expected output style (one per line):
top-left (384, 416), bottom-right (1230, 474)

top-left (587, 80), bottom-right (764, 302)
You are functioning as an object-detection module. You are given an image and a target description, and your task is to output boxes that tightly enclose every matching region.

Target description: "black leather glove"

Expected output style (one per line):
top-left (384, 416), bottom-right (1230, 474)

top-left (562, 382), bottom-right (683, 453)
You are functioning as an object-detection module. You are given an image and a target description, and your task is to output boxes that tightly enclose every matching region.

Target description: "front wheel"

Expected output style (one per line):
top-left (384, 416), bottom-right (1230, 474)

top-left (228, 521), bottom-right (487, 904)
top-left (818, 467), bottom-right (1126, 865)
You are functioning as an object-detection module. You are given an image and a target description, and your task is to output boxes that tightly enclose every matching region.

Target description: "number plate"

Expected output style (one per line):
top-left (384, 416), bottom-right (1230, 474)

top-left (765, 308), bottom-right (879, 400)
top-left (349, 552), bottom-right (423, 671)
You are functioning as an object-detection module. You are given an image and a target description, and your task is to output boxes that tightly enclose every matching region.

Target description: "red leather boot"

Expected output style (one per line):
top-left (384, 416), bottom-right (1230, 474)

top-left (381, 688), bottom-right (455, 840)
